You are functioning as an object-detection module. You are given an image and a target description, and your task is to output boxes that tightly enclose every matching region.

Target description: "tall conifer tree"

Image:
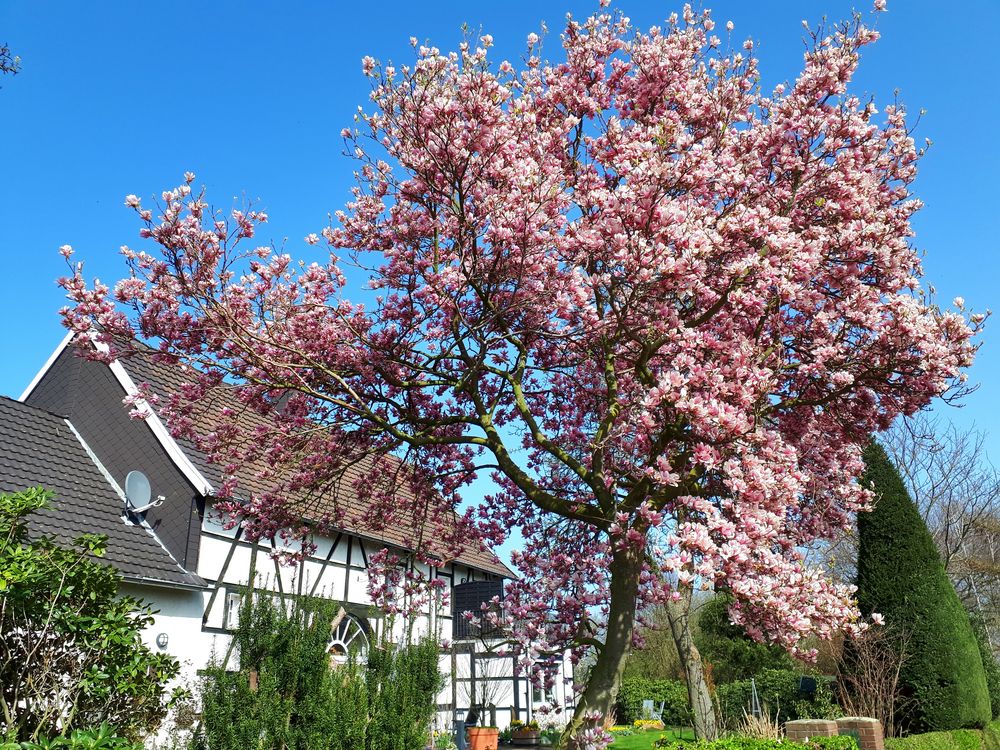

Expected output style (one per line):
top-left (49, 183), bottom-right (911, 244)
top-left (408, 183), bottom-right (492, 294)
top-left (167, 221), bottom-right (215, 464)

top-left (856, 443), bottom-right (990, 731)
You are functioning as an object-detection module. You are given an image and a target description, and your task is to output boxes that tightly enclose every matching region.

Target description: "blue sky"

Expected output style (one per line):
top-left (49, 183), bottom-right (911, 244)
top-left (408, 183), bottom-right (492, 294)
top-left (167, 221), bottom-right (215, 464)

top-left (2, 0), bottom-right (998, 463)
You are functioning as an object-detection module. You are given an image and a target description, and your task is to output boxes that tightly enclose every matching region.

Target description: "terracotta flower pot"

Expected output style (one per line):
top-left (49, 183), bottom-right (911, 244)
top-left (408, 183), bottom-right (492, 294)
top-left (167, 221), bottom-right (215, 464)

top-left (466, 727), bottom-right (499, 750)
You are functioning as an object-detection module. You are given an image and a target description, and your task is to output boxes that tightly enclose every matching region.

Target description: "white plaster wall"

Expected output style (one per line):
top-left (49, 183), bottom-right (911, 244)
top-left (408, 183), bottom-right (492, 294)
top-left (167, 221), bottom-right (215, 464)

top-left (121, 582), bottom-right (224, 689)
top-left (126, 516), bottom-right (575, 733)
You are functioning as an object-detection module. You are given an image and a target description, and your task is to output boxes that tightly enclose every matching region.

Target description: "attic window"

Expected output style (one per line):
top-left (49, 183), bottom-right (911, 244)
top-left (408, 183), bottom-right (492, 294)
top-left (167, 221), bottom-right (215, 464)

top-left (327, 613), bottom-right (369, 666)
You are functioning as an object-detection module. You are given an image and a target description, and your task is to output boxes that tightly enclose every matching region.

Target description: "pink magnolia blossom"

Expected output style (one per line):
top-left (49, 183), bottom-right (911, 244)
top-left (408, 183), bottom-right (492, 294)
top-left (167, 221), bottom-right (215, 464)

top-left (59, 4), bottom-right (979, 741)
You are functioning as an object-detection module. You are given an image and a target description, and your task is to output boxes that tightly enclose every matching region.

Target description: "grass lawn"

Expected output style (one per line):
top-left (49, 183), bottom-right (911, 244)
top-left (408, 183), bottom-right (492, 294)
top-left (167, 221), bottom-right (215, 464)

top-left (609, 728), bottom-right (695, 749)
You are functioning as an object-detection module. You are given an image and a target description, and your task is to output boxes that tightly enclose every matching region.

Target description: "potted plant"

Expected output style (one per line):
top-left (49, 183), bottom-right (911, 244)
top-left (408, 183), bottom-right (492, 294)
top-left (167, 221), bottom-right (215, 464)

top-left (511, 718), bottom-right (541, 746)
top-left (466, 726), bottom-right (499, 750)
top-left (465, 707), bottom-right (499, 750)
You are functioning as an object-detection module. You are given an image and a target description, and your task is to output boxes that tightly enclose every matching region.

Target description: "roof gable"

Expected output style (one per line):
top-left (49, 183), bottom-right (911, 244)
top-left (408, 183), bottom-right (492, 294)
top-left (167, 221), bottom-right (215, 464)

top-left (114, 345), bottom-right (513, 578)
top-left (0, 396), bottom-right (205, 588)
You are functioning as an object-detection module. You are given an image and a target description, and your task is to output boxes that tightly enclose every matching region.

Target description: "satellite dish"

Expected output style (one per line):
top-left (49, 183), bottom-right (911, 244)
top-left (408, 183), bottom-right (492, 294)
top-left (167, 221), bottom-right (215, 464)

top-left (125, 471), bottom-right (151, 507)
top-left (123, 471), bottom-right (162, 515)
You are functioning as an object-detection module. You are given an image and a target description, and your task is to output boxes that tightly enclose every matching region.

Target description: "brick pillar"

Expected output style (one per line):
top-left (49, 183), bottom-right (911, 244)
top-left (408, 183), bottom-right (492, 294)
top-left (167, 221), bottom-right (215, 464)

top-left (837, 717), bottom-right (885, 750)
top-left (785, 719), bottom-right (838, 741)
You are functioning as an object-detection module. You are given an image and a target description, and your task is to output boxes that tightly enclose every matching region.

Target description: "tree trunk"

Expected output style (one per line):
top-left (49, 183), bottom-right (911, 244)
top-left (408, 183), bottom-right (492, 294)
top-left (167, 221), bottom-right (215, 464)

top-left (666, 589), bottom-right (718, 740)
top-left (562, 545), bottom-right (643, 748)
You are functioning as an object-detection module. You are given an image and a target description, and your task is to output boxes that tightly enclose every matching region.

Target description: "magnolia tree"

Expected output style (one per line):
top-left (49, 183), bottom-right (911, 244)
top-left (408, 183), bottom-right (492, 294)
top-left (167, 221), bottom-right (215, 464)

top-left (60, 4), bottom-right (980, 745)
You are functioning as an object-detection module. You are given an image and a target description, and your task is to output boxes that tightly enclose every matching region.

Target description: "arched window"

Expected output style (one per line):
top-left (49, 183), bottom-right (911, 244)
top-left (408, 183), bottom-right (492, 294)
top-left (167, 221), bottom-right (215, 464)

top-left (328, 613), bottom-right (369, 666)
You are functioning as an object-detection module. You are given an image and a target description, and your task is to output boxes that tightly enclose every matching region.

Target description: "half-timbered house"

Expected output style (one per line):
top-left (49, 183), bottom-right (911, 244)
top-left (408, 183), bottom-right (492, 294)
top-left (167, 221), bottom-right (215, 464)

top-left (6, 332), bottom-right (575, 732)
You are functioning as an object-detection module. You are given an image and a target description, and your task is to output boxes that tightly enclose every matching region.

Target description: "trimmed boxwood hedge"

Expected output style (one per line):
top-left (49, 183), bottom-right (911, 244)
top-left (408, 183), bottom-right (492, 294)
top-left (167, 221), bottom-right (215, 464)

top-left (854, 444), bottom-right (991, 733)
top-left (884, 720), bottom-right (1000, 750)
top-left (654, 737), bottom-right (858, 749)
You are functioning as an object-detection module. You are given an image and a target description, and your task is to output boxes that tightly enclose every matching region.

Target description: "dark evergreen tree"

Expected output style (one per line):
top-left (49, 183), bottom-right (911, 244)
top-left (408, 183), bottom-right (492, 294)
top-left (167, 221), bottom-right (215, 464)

top-left (970, 613), bottom-right (1000, 720)
top-left (855, 442), bottom-right (991, 731)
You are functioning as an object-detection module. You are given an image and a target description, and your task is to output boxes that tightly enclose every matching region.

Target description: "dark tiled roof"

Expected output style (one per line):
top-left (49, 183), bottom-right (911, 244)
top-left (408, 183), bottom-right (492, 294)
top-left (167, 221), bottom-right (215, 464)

top-left (120, 350), bottom-right (513, 578)
top-left (0, 397), bottom-right (206, 588)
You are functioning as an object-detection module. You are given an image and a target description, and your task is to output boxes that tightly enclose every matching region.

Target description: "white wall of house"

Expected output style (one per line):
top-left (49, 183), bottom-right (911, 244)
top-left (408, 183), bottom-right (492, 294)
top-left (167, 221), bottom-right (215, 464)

top-left (124, 509), bottom-right (574, 732)
top-left (121, 582), bottom-right (211, 688)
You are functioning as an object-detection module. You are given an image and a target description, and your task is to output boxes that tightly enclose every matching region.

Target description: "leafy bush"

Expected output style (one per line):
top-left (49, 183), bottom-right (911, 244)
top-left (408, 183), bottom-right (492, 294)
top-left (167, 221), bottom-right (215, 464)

top-left (364, 636), bottom-right (443, 749)
top-left (608, 725), bottom-right (635, 737)
top-left (809, 740), bottom-right (859, 750)
top-left (0, 723), bottom-right (142, 749)
top-left (0, 488), bottom-right (181, 743)
top-left (616, 676), bottom-right (693, 725)
top-left (854, 444), bottom-right (991, 732)
top-left (196, 590), bottom-right (441, 750)
top-left (714, 669), bottom-right (839, 729)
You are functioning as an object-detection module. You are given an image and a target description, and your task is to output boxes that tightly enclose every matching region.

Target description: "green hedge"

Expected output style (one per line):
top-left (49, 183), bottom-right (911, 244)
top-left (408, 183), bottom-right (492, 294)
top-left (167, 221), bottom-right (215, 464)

top-left (715, 669), bottom-right (840, 729)
top-left (654, 737), bottom-right (858, 750)
top-left (617, 669), bottom-right (838, 729)
top-left (884, 720), bottom-right (1000, 750)
top-left (617, 676), bottom-right (693, 725)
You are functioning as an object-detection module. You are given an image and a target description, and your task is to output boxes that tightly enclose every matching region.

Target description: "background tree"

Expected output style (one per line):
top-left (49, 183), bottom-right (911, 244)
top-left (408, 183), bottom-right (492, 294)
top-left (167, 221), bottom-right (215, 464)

top-left (0, 488), bottom-right (180, 743)
top-left (810, 415), bottom-right (1000, 654)
top-left (625, 593), bottom-right (793, 684)
top-left (884, 414), bottom-right (1000, 628)
top-left (59, 5), bottom-right (980, 745)
top-left (853, 443), bottom-right (991, 732)
top-left (693, 593), bottom-right (795, 685)
top-left (0, 43), bottom-right (19, 78)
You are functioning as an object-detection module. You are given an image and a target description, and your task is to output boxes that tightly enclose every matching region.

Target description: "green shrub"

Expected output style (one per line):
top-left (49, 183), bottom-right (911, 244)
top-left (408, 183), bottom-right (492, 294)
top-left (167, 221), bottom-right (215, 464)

top-left (616, 676), bottom-right (693, 725)
top-left (0, 488), bottom-right (180, 743)
top-left (654, 739), bottom-right (789, 750)
top-left (714, 669), bottom-right (839, 729)
top-left (196, 591), bottom-right (441, 750)
top-left (983, 721), bottom-right (1000, 750)
top-left (364, 636), bottom-right (443, 749)
top-left (879, 721), bottom-right (1000, 750)
top-left (809, 739), bottom-right (859, 750)
top-left (854, 444), bottom-right (991, 732)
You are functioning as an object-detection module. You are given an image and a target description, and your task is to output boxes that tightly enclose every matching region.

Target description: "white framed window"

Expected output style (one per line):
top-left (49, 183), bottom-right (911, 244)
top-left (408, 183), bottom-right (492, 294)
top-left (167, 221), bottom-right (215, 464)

top-left (223, 590), bottom-right (242, 631)
top-left (327, 613), bottom-right (370, 666)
